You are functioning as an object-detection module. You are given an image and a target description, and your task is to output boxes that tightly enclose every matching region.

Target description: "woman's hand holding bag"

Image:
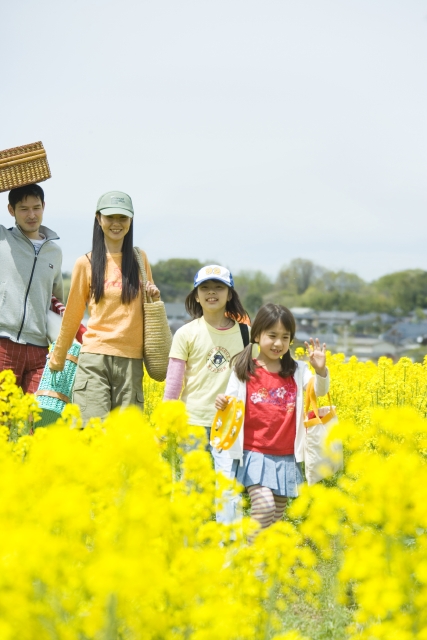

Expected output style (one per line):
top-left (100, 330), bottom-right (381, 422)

top-left (133, 248), bottom-right (172, 382)
top-left (303, 377), bottom-right (343, 485)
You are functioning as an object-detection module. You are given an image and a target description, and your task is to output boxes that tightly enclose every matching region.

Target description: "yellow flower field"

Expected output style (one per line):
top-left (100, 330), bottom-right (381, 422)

top-left (0, 353), bottom-right (426, 639)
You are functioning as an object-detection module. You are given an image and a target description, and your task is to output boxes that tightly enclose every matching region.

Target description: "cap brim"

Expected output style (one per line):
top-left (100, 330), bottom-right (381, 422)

top-left (195, 276), bottom-right (231, 287)
top-left (98, 207), bottom-right (134, 218)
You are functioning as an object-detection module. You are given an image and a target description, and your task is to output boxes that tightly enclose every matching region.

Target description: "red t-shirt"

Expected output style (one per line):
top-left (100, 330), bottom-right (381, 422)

top-left (243, 366), bottom-right (297, 455)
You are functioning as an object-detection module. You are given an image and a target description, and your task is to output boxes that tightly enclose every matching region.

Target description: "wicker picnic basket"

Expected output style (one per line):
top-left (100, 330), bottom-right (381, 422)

top-left (0, 141), bottom-right (51, 193)
top-left (35, 342), bottom-right (81, 427)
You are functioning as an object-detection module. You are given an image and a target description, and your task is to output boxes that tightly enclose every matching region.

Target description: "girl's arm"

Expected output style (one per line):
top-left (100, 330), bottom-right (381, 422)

top-left (224, 368), bottom-right (241, 397)
top-left (215, 369), bottom-right (241, 410)
top-left (304, 337), bottom-right (327, 377)
top-left (49, 258), bottom-right (89, 371)
top-left (301, 364), bottom-right (330, 395)
top-left (163, 358), bottom-right (186, 400)
top-left (310, 337), bottom-right (330, 394)
top-left (300, 338), bottom-right (330, 396)
top-left (314, 371), bottom-right (329, 397)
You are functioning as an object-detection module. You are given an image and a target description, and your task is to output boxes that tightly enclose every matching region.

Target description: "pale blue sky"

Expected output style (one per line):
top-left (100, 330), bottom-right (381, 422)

top-left (1, 0), bottom-right (426, 281)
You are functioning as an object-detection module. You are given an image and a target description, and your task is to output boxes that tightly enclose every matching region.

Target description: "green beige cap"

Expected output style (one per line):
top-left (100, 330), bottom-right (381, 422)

top-left (96, 190), bottom-right (134, 218)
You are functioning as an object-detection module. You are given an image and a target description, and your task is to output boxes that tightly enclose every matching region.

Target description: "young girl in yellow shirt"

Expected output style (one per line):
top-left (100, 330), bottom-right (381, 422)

top-left (164, 264), bottom-right (249, 523)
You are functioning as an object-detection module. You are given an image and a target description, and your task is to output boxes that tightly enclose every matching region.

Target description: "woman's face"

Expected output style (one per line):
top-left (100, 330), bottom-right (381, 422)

top-left (97, 214), bottom-right (132, 243)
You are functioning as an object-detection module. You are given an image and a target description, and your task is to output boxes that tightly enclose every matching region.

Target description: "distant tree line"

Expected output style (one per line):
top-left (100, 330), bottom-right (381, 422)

top-left (150, 258), bottom-right (427, 316)
top-left (62, 258), bottom-right (427, 315)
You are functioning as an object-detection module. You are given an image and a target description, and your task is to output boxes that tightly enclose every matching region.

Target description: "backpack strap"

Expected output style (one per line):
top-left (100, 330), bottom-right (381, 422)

top-left (239, 323), bottom-right (250, 348)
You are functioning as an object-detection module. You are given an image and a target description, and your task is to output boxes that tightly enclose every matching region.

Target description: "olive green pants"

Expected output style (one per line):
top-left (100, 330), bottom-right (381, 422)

top-left (72, 353), bottom-right (144, 422)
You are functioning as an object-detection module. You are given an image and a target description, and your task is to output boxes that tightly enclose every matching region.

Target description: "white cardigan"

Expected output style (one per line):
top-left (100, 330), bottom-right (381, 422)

top-left (222, 361), bottom-right (330, 464)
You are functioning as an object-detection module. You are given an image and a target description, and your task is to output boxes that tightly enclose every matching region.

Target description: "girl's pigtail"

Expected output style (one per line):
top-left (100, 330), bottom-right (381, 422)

top-left (280, 349), bottom-right (297, 378)
top-left (231, 343), bottom-right (257, 383)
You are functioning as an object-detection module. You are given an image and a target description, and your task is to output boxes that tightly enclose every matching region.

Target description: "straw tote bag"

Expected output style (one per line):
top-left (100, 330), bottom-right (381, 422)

top-left (303, 377), bottom-right (343, 485)
top-left (133, 248), bottom-right (172, 382)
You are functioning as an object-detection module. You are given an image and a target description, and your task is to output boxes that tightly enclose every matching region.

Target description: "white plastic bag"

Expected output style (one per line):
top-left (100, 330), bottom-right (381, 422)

top-left (304, 379), bottom-right (343, 486)
top-left (46, 310), bottom-right (63, 344)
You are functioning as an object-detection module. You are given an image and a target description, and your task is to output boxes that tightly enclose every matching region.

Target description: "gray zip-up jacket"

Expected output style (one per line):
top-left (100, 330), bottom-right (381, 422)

top-left (0, 224), bottom-right (63, 346)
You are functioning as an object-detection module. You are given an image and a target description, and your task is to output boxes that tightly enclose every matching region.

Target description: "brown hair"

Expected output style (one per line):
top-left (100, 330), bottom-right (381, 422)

top-left (185, 285), bottom-right (249, 322)
top-left (232, 303), bottom-right (297, 382)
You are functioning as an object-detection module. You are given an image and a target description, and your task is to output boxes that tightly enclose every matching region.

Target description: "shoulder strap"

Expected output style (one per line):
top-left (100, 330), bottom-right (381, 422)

top-left (239, 322), bottom-right (250, 348)
top-left (85, 253), bottom-right (91, 264)
top-left (304, 376), bottom-right (334, 417)
top-left (133, 247), bottom-right (150, 303)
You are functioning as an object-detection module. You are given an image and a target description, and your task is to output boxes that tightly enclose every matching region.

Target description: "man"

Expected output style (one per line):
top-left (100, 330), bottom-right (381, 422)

top-left (0, 183), bottom-right (63, 393)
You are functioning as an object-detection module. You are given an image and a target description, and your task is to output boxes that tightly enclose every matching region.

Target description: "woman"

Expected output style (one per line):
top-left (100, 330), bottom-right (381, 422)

top-left (49, 191), bottom-right (159, 421)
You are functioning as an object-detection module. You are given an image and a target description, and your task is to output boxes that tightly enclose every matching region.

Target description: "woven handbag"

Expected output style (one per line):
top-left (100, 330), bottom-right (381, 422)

top-left (133, 248), bottom-right (172, 382)
top-left (303, 377), bottom-right (343, 485)
top-left (0, 141), bottom-right (51, 193)
top-left (35, 342), bottom-right (81, 427)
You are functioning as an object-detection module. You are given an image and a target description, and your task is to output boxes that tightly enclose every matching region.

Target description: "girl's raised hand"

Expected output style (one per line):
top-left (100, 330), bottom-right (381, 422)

top-left (304, 338), bottom-right (327, 377)
top-left (215, 394), bottom-right (228, 411)
top-left (146, 281), bottom-right (161, 301)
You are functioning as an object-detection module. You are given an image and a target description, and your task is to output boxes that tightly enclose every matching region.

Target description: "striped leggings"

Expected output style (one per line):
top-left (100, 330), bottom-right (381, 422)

top-left (247, 484), bottom-right (287, 540)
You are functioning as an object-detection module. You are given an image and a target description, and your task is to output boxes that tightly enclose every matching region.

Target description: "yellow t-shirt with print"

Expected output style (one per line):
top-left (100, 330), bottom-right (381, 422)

top-left (169, 317), bottom-right (247, 427)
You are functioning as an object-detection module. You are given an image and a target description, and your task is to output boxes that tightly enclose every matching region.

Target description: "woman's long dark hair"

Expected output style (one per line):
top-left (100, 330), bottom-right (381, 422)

top-left (90, 215), bottom-right (140, 304)
top-left (232, 303), bottom-right (297, 382)
top-left (185, 286), bottom-right (249, 322)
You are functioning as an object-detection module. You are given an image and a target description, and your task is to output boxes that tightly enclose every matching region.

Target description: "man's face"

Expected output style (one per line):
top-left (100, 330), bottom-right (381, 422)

top-left (8, 195), bottom-right (45, 239)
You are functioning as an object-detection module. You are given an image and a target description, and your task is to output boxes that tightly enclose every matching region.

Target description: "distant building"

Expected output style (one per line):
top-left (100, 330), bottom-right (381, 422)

top-left (354, 312), bottom-right (396, 325)
top-left (317, 311), bottom-right (357, 325)
top-left (290, 307), bottom-right (406, 360)
top-left (383, 321), bottom-right (427, 346)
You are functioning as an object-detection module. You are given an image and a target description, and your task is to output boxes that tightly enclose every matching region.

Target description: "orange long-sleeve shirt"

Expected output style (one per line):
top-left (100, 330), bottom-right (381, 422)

top-left (50, 250), bottom-right (153, 369)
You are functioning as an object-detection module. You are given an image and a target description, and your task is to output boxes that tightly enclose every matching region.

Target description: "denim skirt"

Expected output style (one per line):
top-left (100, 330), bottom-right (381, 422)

top-left (236, 450), bottom-right (303, 497)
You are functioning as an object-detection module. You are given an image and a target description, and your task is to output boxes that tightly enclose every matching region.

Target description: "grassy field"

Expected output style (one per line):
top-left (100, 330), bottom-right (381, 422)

top-left (279, 556), bottom-right (352, 639)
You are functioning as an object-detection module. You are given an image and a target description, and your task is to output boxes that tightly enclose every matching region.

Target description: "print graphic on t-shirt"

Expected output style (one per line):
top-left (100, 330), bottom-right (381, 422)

top-left (206, 346), bottom-right (231, 373)
top-left (250, 384), bottom-right (296, 412)
top-left (105, 267), bottom-right (122, 290)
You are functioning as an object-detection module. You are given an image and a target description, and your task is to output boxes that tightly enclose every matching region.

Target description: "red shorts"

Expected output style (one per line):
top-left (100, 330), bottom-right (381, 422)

top-left (0, 338), bottom-right (48, 394)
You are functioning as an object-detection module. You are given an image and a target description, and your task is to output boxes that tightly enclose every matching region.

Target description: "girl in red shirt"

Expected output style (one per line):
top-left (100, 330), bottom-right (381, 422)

top-left (215, 303), bottom-right (329, 538)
